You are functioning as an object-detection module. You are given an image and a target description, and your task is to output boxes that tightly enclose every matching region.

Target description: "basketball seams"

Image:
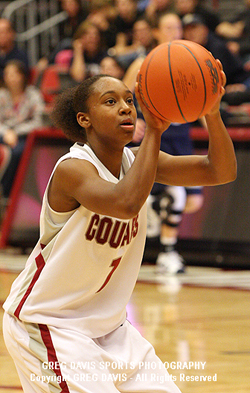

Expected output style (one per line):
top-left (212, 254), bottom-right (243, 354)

top-left (174, 42), bottom-right (207, 119)
top-left (168, 42), bottom-right (187, 123)
top-left (138, 40), bottom-right (221, 123)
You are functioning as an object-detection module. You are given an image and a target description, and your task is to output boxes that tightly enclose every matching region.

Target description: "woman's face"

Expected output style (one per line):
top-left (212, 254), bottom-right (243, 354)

top-left (115, 0), bottom-right (137, 20)
top-left (183, 23), bottom-right (208, 46)
top-left (4, 64), bottom-right (25, 91)
top-left (100, 57), bottom-right (124, 79)
top-left (81, 25), bottom-right (101, 52)
top-left (158, 14), bottom-right (183, 43)
top-left (82, 77), bottom-right (137, 148)
top-left (0, 19), bottom-right (15, 51)
top-left (133, 20), bottom-right (153, 48)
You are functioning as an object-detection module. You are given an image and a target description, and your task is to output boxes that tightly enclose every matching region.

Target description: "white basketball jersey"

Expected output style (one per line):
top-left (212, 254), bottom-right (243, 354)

top-left (3, 143), bottom-right (147, 338)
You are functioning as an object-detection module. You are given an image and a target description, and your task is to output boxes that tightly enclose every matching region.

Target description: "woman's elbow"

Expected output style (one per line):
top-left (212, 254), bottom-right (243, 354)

top-left (225, 159), bottom-right (237, 183)
top-left (121, 203), bottom-right (141, 219)
top-left (230, 165), bottom-right (237, 182)
top-left (117, 198), bottom-right (143, 219)
top-left (214, 164), bottom-right (237, 185)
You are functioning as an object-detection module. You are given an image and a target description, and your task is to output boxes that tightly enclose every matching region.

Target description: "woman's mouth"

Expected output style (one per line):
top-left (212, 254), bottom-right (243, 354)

top-left (120, 119), bottom-right (134, 131)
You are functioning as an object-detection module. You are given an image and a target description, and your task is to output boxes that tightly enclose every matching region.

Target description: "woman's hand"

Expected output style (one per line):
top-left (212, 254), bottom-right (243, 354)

top-left (72, 39), bottom-right (84, 54)
top-left (205, 59), bottom-right (226, 117)
top-left (135, 81), bottom-right (171, 134)
top-left (3, 129), bottom-right (18, 148)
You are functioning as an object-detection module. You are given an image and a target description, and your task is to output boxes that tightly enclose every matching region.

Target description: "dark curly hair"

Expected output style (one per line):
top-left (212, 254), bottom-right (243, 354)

top-left (51, 74), bottom-right (117, 143)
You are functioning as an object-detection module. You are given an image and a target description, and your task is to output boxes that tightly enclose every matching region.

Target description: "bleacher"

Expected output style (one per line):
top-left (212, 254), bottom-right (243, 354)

top-left (1, 0), bottom-right (66, 66)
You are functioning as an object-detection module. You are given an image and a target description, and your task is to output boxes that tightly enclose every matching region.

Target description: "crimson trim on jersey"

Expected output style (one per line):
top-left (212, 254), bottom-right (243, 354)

top-left (39, 324), bottom-right (70, 392)
top-left (14, 252), bottom-right (45, 319)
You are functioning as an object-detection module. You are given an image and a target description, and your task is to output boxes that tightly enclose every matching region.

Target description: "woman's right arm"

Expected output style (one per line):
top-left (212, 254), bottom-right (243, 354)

top-left (48, 119), bottom-right (169, 219)
top-left (48, 84), bottom-right (171, 219)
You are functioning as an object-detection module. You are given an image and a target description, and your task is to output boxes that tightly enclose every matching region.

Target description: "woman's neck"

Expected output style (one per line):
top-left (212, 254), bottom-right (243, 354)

top-left (9, 87), bottom-right (24, 103)
top-left (86, 141), bottom-right (123, 179)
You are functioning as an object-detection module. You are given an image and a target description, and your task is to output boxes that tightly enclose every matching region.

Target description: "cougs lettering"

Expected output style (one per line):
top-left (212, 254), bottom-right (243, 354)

top-left (85, 214), bottom-right (139, 248)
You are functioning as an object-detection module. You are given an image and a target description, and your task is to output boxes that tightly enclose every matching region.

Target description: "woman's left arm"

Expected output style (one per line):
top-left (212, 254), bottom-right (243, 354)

top-left (155, 110), bottom-right (237, 187)
top-left (132, 60), bottom-right (237, 187)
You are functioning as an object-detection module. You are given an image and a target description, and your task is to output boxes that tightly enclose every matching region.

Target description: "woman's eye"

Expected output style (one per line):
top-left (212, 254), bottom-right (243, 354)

top-left (127, 98), bottom-right (134, 104)
top-left (106, 98), bottom-right (115, 104)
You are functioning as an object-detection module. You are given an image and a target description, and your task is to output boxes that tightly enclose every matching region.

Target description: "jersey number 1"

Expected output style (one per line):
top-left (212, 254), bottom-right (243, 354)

top-left (96, 257), bottom-right (122, 293)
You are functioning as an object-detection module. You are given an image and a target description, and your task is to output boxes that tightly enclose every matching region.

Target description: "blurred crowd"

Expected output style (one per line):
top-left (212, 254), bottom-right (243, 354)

top-left (0, 0), bottom-right (249, 270)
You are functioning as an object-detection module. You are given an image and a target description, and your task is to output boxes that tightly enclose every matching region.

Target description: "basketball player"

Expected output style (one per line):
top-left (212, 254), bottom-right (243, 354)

top-left (3, 71), bottom-right (236, 392)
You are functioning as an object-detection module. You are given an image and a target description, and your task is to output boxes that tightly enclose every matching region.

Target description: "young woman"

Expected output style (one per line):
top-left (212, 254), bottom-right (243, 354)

top-left (3, 67), bottom-right (236, 392)
top-left (0, 60), bottom-right (44, 198)
top-left (70, 21), bottom-right (108, 83)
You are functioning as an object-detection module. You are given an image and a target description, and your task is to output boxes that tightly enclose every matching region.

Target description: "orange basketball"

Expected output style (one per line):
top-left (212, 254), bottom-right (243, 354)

top-left (137, 40), bottom-right (222, 123)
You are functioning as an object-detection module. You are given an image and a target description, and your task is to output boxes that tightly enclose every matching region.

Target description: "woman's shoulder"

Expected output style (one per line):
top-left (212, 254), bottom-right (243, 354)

top-left (0, 87), bottom-right (10, 102)
top-left (25, 84), bottom-right (42, 95)
top-left (0, 87), bottom-right (8, 96)
top-left (25, 85), bottom-right (45, 103)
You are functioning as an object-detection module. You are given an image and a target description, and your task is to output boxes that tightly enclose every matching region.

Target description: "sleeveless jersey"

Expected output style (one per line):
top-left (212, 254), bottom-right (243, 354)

top-left (3, 143), bottom-right (147, 338)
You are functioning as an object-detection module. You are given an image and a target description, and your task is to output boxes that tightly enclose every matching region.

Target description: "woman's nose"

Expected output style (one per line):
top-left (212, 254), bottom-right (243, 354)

top-left (119, 101), bottom-right (131, 114)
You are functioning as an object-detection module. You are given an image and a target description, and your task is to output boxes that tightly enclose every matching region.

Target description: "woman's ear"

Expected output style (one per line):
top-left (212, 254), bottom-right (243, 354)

top-left (77, 112), bottom-right (91, 129)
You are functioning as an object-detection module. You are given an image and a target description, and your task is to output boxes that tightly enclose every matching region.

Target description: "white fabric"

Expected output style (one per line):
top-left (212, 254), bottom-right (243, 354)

top-left (3, 144), bottom-right (147, 338)
top-left (3, 313), bottom-right (181, 393)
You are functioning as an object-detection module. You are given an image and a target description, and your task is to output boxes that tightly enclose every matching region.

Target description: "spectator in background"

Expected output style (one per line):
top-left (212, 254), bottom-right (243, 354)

top-left (112, 16), bottom-right (157, 69)
top-left (215, 0), bottom-right (250, 72)
top-left (182, 13), bottom-right (250, 106)
top-left (0, 60), bottom-right (45, 199)
top-left (70, 20), bottom-right (108, 83)
top-left (99, 55), bottom-right (126, 79)
top-left (108, 0), bottom-right (144, 57)
top-left (174, 0), bottom-right (220, 32)
top-left (154, 11), bottom-right (182, 44)
top-left (58, 0), bottom-right (89, 40)
top-left (0, 18), bottom-right (29, 86)
top-left (132, 16), bottom-right (157, 54)
top-left (145, 0), bottom-right (174, 27)
top-left (182, 13), bottom-right (250, 86)
top-left (87, 0), bottom-right (118, 49)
